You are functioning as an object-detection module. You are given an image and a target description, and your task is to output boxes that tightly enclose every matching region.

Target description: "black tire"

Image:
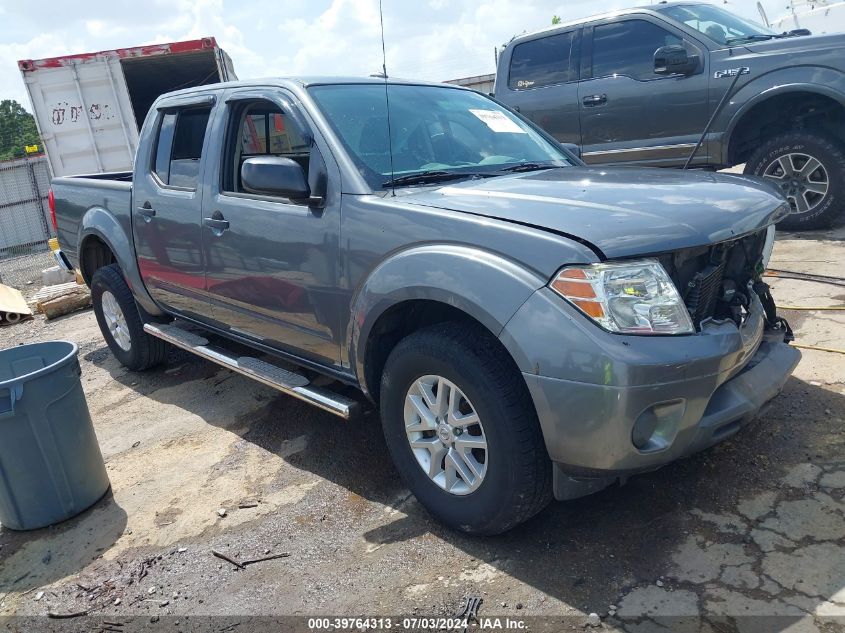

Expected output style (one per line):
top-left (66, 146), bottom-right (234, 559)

top-left (744, 131), bottom-right (845, 230)
top-left (379, 322), bottom-right (552, 535)
top-left (90, 264), bottom-right (167, 371)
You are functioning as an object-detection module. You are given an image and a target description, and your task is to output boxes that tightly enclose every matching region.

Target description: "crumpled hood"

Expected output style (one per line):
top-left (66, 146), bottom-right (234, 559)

top-left (402, 167), bottom-right (789, 259)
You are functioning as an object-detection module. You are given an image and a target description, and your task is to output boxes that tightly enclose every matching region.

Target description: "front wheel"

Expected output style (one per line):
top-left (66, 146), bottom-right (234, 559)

top-left (91, 264), bottom-right (167, 371)
top-left (744, 131), bottom-right (845, 230)
top-left (379, 323), bottom-right (552, 535)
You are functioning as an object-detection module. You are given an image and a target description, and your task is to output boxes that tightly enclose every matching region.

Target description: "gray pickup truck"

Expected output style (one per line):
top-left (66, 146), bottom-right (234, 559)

top-left (51, 77), bottom-right (799, 534)
top-left (495, 1), bottom-right (845, 230)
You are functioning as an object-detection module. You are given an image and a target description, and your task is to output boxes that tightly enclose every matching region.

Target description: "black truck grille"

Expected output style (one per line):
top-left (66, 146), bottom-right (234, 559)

top-left (659, 229), bottom-right (768, 331)
top-left (683, 261), bottom-right (726, 327)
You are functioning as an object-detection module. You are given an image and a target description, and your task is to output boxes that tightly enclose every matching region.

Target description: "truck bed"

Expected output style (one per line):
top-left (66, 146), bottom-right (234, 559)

top-left (52, 173), bottom-right (134, 270)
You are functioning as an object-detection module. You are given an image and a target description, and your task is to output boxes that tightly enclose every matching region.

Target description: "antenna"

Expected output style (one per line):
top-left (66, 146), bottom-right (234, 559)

top-left (379, 0), bottom-right (396, 196)
top-left (757, 1), bottom-right (770, 25)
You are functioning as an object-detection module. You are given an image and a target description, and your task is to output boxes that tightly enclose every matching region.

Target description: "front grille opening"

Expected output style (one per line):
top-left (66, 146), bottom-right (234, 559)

top-left (683, 259), bottom-right (726, 327)
top-left (660, 230), bottom-right (767, 331)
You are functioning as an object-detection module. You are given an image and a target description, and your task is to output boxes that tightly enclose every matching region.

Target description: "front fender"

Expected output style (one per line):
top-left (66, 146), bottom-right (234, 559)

top-left (717, 67), bottom-right (845, 163)
top-left (78, 207), bottom-right (162, 316)
top-left (350, 244), bottom-right (546, 395)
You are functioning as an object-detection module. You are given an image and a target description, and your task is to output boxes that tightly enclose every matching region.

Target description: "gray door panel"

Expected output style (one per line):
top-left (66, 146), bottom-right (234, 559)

top-left (579, 17), bottom-right (710, 166)
top-left (133, 105), bottom-right (214, 320)
top-left (201, 89), bottom-right (343, 365)
top-left (578, 75), bottom-right (709, 164)
top-left (516, 83), bottom-right (582, 145)
top-left (497, 28), bottom-right (583, 145)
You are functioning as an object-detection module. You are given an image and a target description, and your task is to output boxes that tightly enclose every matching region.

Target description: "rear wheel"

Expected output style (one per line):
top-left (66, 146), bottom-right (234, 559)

top-left (379, 322), bottom-right (552, 534)
top-left (91, 264), bottom-right (167, 371)
top-left (744, 131), bottom-right (845, 230)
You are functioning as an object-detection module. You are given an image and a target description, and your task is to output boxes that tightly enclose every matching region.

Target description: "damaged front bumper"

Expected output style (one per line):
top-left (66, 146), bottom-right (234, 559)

top-left (500, 286), bottom-right (801, 501)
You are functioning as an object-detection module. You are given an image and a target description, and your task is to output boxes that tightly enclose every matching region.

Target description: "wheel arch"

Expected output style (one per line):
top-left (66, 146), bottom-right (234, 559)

top-left (350, 244), bottom-right (546, 400)
top-left (77, 206), bottom-right (162, 316)
top-left (78, 232), bottom-right (116, 285)
top-left (361, 299), bottom-right (506, 404)
top-left (725, 84), bottom-right (845, 166)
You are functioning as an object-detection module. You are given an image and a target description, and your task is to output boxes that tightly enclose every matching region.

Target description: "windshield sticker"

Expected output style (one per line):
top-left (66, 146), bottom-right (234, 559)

top-left (469, 109), bottom-right (526, 134)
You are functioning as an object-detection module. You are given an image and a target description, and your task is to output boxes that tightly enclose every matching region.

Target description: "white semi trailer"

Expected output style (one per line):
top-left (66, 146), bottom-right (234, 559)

top-left (19, 37), bottom-right (236, 177)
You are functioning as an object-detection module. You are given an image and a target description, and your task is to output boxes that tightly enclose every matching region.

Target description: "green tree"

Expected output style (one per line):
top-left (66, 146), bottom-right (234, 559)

top-left (0, 100), bottom-right (41, 161)
top-left (552, 15), bottom-right (562, 24)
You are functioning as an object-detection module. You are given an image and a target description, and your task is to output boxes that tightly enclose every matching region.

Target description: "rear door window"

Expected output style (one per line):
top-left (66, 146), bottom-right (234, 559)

top-left (152, 106), bottom-right (212, 189)
top-left (591, 19), bottom-right (682, 80)
top-left (508, 31), bottom-right (577, 90)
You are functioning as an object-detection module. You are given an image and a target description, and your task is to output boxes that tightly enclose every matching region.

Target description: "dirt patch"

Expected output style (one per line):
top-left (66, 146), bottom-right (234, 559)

top-left (0, 230), bottom-right (844, 630)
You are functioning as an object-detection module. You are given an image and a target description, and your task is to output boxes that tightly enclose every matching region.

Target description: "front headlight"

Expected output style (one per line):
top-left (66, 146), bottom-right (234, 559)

top-left (550, 259), bottom-right (695, 335)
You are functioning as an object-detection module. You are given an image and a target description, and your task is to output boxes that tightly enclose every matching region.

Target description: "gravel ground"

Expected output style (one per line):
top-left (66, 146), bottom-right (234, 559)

top-left (0, 227), bottom-right (843, 632)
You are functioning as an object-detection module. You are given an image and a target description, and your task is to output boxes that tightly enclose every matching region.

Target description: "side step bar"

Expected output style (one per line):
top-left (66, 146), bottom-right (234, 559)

top-left (144, 323), bottom-right (360, 420)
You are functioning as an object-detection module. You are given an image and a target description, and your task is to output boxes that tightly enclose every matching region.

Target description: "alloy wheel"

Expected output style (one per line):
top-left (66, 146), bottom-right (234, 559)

top-left (762, 152), bottom-right (829, 215)
top-left (101, 290), bottom-right (132, 351)
top-left (403, 375), bottom-right (488, 495)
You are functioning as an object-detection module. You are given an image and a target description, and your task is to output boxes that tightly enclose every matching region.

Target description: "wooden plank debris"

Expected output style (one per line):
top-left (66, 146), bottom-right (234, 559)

top-left (32, 282), bottom-right (91, 320)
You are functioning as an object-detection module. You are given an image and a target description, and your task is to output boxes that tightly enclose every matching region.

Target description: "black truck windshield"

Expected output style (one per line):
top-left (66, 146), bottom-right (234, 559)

top-left (308, 83), bottom-right (573, 190)
top-left (658, 4), bottom-right (777, 45)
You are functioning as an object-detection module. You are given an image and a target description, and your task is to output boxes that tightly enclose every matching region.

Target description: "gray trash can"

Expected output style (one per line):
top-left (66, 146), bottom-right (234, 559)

top-left (0, 341), bottom-right (110, 530)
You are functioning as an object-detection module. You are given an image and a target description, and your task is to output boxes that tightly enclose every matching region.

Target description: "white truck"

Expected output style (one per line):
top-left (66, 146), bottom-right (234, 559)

top-left (18, 37), bottom-right (236, 177)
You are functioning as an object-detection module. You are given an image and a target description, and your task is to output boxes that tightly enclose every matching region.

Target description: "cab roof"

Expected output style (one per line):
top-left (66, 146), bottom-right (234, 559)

top-left (157, 76), bottom-right (464, 100)
top-left (506, 1), bottom-right (707, 46)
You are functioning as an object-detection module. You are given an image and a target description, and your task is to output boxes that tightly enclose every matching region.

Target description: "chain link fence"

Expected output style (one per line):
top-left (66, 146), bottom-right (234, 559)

top-left (0, 155), bottom-right (56, 295)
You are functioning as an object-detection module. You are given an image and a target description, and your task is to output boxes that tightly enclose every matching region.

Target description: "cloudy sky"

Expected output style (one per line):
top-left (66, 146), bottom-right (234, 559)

top-left (1, 0), bottom-right (776, 111)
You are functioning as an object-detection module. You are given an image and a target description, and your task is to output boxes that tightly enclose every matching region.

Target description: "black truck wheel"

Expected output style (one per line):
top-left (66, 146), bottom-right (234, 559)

top-left (744, 131), bottom-right (845, 230)
top-left (379, 322), bottom-right (552, 534)
top-left (91, 264), bottom-right (167, 371)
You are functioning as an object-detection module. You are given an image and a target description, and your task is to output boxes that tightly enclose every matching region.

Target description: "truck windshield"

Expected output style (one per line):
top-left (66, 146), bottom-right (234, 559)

top-left (658, 4), bottom-right (777, 45)
top-left (308, 83), bottom-right (573, 190)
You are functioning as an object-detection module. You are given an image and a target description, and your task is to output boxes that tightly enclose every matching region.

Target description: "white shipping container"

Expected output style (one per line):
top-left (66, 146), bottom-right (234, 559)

top-left (19, 37), bottom-right (236, 177)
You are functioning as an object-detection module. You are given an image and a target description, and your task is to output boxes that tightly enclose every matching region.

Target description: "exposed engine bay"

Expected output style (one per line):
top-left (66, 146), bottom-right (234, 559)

top-left (658, 228), bottom-right (792, 339)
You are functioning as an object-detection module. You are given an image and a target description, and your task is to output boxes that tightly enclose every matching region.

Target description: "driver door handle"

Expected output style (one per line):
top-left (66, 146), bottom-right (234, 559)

top-left (583, 94), bottom-right (607, 107)
top-left (138, 201), bottom-right (156, 218)
top-left (203, 214), bottom-right (230, 233)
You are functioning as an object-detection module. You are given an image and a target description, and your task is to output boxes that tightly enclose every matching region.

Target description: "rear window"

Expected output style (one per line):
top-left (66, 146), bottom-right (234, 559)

top-left (508, 31), bottom-right (576, 90)
top-left (152, 107), bottom-right (212, 189)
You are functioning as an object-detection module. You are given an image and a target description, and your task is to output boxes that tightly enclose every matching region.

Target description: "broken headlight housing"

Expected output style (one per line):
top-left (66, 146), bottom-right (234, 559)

top-left (550, 259), bottom-right (695, 335)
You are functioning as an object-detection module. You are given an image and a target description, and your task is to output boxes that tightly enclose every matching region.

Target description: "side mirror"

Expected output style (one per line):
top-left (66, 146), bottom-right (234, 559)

top-left (560, 142), bottom-right (581, 159)
top-left (654, 45), bottom-right (698, 76)
top-left (241, 156), bottom-right (310, 200)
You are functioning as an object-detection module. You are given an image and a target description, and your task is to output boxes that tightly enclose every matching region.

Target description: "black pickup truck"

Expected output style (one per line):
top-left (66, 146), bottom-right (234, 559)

top-left (495, 1), bottom-right (845, 230)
